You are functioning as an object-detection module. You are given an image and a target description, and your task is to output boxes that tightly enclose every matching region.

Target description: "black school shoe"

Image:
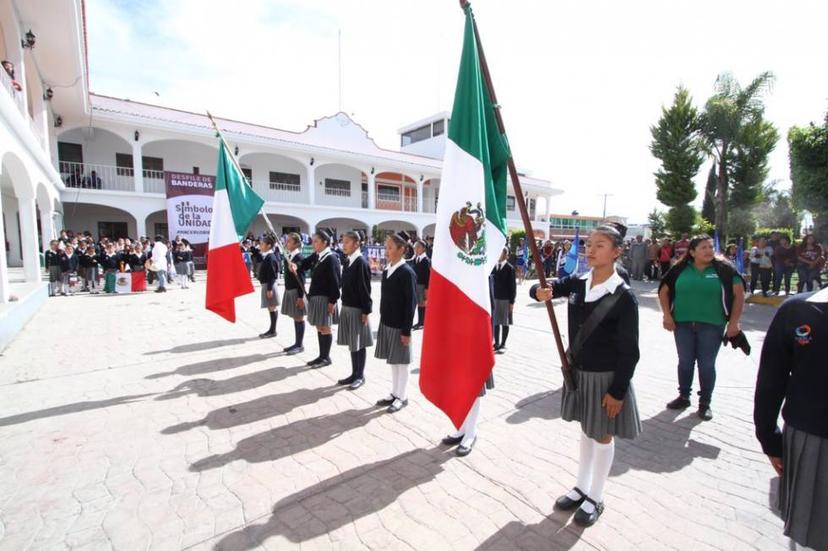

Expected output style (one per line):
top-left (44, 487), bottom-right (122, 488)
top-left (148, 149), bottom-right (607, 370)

top-left (554, 487), bottom-right (586, 511)
top-left (698, 403), bottom-right (713, 421)
top-left (441, 434), bottom-right (464, 446)
top-left (259, 331), bottom-right (276, 339)
top-left (311, 358), bottom-right (332, 369)
top-left (337, 375), bottom-right (356, 386)
top-left (456, 437), bottom-right (477, 457)
top-left (573, 497), bottom-right (604, 527)
top-left (387, 398), bottom-right (408, 413)
top-left (348, 378), bottom-right (364, 391)
top-left (666, 396), bottom-right (691, 410)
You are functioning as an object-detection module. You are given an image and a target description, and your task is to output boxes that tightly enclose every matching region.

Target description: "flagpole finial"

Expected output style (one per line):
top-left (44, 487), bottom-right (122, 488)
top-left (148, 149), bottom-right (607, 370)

top-left (459, 0), bottom-right (470, 9)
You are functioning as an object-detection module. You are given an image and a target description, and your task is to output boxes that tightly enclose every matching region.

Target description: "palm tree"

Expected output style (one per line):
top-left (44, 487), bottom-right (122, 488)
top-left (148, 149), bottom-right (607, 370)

top-left (698, 71), bottom-right (774, 238)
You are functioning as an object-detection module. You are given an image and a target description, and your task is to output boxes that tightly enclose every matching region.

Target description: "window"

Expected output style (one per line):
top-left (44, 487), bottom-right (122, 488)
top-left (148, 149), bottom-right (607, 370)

top-left (433, 119), bottom-right (445, 136)
top-left (58, 142), bottom-right (83, 175)
top-left (401, 124), bottom-right (431, 146)
top-left (114, 153), bottom-right (134, 176)
top-left (324, 178), bottom-right (350, 196)
top-left (98, 221), bottom-right (128, 240)
top-left (192, 167), bottom-right (200, 175)
top-left (269, 171), bottom-right (301, 191)
top-left (241, 168), bottom-right (252, 183)
top-left (282, 225), bottom-right (301, 235)
top-left (154, 223), bottom-right (168, 239)
top-left (506, 195), bottom-right (516, 211)
top-left (142, 156), bottom-right (164, 179)
top-left (377, 184), bottom-right (401, 201)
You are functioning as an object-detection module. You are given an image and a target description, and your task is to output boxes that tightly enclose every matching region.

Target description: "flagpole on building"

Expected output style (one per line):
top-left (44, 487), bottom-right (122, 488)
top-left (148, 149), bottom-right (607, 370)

top-left (205, 110), bottom-right (276, 236)
top-left (458, 0), bottom-right (571, 379)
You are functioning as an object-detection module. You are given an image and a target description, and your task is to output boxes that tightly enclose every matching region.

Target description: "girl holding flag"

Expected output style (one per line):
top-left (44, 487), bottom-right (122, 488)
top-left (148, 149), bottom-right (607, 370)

top-left (281, 233), bottom-right (307, 354)
top-left (531, 222), bottom-right (641, 527)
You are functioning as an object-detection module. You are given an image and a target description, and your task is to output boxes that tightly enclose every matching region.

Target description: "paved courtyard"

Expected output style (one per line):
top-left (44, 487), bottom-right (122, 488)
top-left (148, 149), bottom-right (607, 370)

top-left (0, 276), bottom-right (787, 550)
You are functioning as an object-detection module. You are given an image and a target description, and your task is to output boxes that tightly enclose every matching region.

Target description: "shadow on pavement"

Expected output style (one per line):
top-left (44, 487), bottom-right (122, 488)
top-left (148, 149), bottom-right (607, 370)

top-left (190, 407), bottom-right (383, 472)
top-left (0, 393), bottom-right (154, 427)
top-left (611, 409), bottom-right (720, 476)
top-left (212, 447), bottom-right (456, 549)
top-left (474, 514), bottom-right (585, 550)
top-left (146, 353), bottom-right (283, 379)
top-left (506, 389), bottom-right (562, 425)
top-left (155, 365), bottom-right (304, 401)
top-left (144, 337), bottom-right (257, 355)
top-left (161, 385), bottom-right (341, 434)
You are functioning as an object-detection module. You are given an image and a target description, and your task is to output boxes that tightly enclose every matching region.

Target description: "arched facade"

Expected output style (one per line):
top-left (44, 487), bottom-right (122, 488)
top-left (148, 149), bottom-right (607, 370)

top-left (63, 203), bottom-right (138, 240)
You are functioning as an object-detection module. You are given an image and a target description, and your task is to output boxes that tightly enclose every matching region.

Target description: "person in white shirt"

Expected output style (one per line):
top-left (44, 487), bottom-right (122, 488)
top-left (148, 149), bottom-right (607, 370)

top-left (151, 235), bottom-right (169, 293)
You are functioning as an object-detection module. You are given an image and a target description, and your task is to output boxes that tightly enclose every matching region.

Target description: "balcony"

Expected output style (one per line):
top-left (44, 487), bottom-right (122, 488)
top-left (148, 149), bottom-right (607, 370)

top-left (59, 161), bottom-right (136, 192)
top-left (377, 191), bottom-right (417, 212)
top-left (250, 179), bottom-right (305, 204)
top-left (0, 67), bottom-right (25, 116)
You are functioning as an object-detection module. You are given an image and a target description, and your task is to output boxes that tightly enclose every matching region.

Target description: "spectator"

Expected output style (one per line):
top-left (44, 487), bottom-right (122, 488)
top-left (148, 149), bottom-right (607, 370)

top-left (750, 237), bottom-right (774, 297)
top-left (773, 236), bottom-right (797, 296)
top-left (66, 167), bottom-right (82, 188)
top-left (647, 238), bottom-right (660, 280)
top-left (658, 238), bottom-right (673, 278)
top-left (658, 234), bottom-right (746, 420)
top-left (2, 60), bottom-right (22, 92)
top-left (629, 235), bottom-right (648, 281)
top-left (673, 232), bottom-right (690, 260)
top-left (150, 235), bottom-right (169, 293)
top-left (797, 234), bottom-right (822, 293)
top-left (82, 170), bottom-right (102, 189)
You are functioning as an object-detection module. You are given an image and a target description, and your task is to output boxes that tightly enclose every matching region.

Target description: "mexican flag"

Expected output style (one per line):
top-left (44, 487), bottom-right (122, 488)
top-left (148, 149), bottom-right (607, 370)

top-left (205, 141), bottom-right (265, 322)
top-left (420, 5), bottom-right (510, 428)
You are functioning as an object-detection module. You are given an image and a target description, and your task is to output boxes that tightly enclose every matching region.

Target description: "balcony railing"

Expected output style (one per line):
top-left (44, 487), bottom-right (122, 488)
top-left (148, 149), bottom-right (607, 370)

top-left (0, 67), bottom-right (25, 116)
top-left (250, 179), bottom-right (305, 204)
top-left (59, 161), bottom-right (135, 192)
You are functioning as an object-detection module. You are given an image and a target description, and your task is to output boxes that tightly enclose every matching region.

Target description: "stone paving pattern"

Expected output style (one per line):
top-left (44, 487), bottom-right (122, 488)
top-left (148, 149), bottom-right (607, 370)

top-left (0, 276), bottom-right (787, 550)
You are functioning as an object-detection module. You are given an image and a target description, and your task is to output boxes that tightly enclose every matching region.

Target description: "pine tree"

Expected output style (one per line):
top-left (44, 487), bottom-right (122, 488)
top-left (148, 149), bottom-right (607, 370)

top-left (701, 161), bottom-right (717, 223)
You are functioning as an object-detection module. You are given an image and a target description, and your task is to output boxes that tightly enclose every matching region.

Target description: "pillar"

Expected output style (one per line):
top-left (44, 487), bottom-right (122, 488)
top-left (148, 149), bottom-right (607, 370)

top-left (367, 173), bottom-right (376, 210)
top-left (306, 164), bottom-right (316, 205)
top-left (18, 196), bottom-right (40, 282)
top-left (40, 206), bottom-right (55, 252)
top-left (0, 192), bottom-right (9, 302)
top-left (417, 179), bottom-right (424, 213)
top-left (132, 142), bottom-right (144, 193)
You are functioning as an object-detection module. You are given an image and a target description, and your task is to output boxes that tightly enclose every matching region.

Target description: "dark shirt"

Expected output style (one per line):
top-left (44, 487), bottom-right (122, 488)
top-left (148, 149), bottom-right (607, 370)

top-left (492, 262), bottom-right (517, 303)
top-left (530, 276), bottom-right (640, 400)
top-left (411, 256), bottom-right (431, 288)
top-left (284, 251), bottom-right (306, 297)
top-left (44, 250), bottom-right (61, 268)
top-left (79, 253), bottom-right (98, 269)
top-left (341, 255), bottom-right (372, 314)
top-left (101, 252), bottom-right (120, 271)
top-left (380, 262), bottom-right (417, 336)
top-left (754, 291), bottom-right (828, 457)
top-left (301, 251), bottom-right (341, 303)
top-left (127, 252), bottom-right (146, 271)
top-left (257, 252), bottom-right (280, 291)
top-left (174, 250), bottom-right (193, 264)
top-left (60, 253), bottom-right (79, 273)
top-left (773, 245), bottom-right (797, 268)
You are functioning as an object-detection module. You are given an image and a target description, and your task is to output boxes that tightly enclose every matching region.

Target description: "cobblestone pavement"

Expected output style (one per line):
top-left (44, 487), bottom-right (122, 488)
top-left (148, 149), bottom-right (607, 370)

top-left (0, 276), bottom-right (787, 550)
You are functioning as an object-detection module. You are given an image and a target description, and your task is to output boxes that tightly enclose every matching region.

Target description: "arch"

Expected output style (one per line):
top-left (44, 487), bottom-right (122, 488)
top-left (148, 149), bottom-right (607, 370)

top-left (374, 171), bottom-right (419, 212)
top-left (141, 138), bottom-right (219, 176)
top-left (421, 223), bottom-right (436, 238)
top-left (248, 213), bottom-right (311, 237)
top-left (145, 209), bottom-right (168, 239)
top-left (62, 202), bottom-right (139, 240)
top-left (376, 219), bottom-right (418, 236)
top-left (2, 151), bottom-right (34, 199)
top-left (316, 217), bottom-right (369, 239)
top-left (238, 150), bottom-right (307, 169)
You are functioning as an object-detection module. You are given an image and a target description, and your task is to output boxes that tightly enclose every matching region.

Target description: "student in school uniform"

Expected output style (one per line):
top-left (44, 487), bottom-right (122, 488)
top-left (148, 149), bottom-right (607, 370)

top-left (374, 233), bottom-right (417, 414)
top-left (531, 222), bottom-right (641, 527)
top-left (492, 246), bottom-right (516, 354)
top-left (290, 230), bottom-right (341, 368)
top-left (45, 240), bottom-right (62, 297)
top-left (257, 235), bottom-right (281, 338)
top-left (411, 240), bottom-right (430, 330)
top-left (79, 244), bottom-right (100, 294)
top-left (127, 243), bottom-right (147, 292)
top-left (183, 239), bottom-right (195, 282)
top-left (281, 233), bottom-right (307, 354)
top-left (336, 231), bottom-right (373, 390)
top-left (754, 286), bottom-right (828, 551)
top-left (100, 243), bottom-right (120, 293)
top-left (60, 244), bottom-right (80, 296)
top-left (173, 242), bottom-right (191, 289)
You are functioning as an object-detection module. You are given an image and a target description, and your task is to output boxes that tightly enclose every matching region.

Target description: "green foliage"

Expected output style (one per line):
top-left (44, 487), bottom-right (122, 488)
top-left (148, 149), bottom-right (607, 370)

top-left (694, 216), bottom-right (715, 236)
top-left (508, 230), bottom-right (527, 253)
top-left (728, 209), bottom-right (757, 241)
top-left (701, 162), bottom-right (717, 223)
top-left (789, 119), bottom-right (828, 241)
top-left (754, 227), bottom-right (795, 243)
top-left (647, 209), bottom-right (667, 239)
top-left (665, 204), bottom-right (696, 236)
top-left (755, 183), bottom-right (800, 236)
top-left (650, 87), bottom-right (704, 208)
top-left (728, 118), bottom-right (779, 209)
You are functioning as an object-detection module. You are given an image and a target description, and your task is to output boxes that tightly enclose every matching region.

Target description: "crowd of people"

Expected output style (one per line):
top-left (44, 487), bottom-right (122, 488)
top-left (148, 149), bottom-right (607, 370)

top-left (43, 230), bottom-right (196, 296)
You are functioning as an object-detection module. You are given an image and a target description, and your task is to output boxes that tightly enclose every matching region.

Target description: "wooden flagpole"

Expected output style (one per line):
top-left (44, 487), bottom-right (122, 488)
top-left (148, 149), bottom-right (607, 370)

top-left (205, 110), bottom-right (277, 237)
top-left (458, 1), bottom-right (572, 382)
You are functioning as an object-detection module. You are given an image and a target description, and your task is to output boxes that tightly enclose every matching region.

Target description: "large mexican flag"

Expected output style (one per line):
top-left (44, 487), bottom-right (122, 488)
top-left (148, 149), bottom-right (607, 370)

top-left (205, 141), bottom-right (265, 322)
top-left (420, 5), bottom-right (510, 428)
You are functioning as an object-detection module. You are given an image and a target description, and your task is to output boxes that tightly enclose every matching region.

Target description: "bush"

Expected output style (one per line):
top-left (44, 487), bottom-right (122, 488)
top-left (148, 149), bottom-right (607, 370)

top-left (693, 216), bottom-right (715, 237)
top-left (754, 227), bottom-right (795, 243)
top-left (509, 230), bottom-right (527, 253)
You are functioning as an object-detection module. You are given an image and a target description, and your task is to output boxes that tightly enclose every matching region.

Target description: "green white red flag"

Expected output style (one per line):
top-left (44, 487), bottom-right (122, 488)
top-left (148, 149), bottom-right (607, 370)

top-left (205, 141), bottom-right (265, 322)
top-left (419, 4), bottom-right (510, 428)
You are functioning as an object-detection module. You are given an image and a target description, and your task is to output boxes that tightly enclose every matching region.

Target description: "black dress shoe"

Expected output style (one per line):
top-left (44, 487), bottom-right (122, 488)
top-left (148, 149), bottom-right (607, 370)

top-left (283, 344), bottom-right (298, 352)
top-left (311, 358), bottom-right (331, 369)
top-left (573, 497), bottom-right (604, 527)
top-left (666, 396), bottom-right (691, 410)
top-left (386, 398), bottom-right (408, 413)
top-left (337, 375), bottom-right (356, 386)
top-left (441, 434), bottom-right (464, 446)
top-left (554, 487), bottom-right (586, 511)
top-left (376, 396), bottom-right (395, 407)
top-left (697, 404), bottom-right (713, 421)
top-left (412, 324), bottom-right (423, 331)
top-left (306, 357), bottom-right (322, 366)
top-left (348, 378), bottom-right (365, 391)
top-left (259, 331), bottom-right (276, 339)
top-left (456, 437), bottom-right (477, 457)
top-left (285, 346), bottom-right (304, 355)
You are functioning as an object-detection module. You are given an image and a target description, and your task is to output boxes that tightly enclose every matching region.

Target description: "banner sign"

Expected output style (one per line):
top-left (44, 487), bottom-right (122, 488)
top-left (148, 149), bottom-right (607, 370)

top-left (164, 172), bottom-right (216, 264)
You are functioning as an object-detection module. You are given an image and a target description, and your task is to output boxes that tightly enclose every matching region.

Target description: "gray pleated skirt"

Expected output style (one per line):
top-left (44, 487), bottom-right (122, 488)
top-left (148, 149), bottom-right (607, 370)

top-left (375, 322), bottom-right (410, 365)
top-left (307, 294), bottom-right (339, 327)
top-left (280, 288), bottom-right (305, 318)
top-left (260, 286), bottom-right (280, 308)
top-left (493, 299), bottom-right (513, 326)
top-left (561, 369), bottom-right (641, 440)
top-left (479, 372), bottom-right (495, 397)
top-left (416, 284), bottom-right (427, 305)
top-left (175, 262), bottom-right (189, 276)
top-left (48, 265), bottom-right (61, 282)
top-left (778, 425), bottom-right (828, 550)
top-left (337, 306), bottom-right (374, 351)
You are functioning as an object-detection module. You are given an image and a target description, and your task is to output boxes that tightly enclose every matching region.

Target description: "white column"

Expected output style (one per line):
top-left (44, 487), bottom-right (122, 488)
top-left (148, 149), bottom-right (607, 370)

top-left (40, 207), bottom-right (55, 252)
top-left (367, 173), bottom-right (376, 210)
top-left (19, 196), bottom-right (40, 282)
top-left (307, 165), bottom-right (316, 205)
top-left (132, 142), bottom-right (144, 193)
top-left (417, 179), bottom-right (424, 213)
top-left (0, 192), bottom-right (9, 302)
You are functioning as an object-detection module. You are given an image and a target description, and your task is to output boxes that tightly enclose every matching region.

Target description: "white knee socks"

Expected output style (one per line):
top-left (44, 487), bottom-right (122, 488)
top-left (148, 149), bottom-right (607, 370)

top-left (457, 398), bottom-right (481, 447)
top-left (392, 364), bottom-right (409, 401)
top-left (580, 438), bottom-right (615, 514)
top-left (566, 432), bottom-right (595, 501)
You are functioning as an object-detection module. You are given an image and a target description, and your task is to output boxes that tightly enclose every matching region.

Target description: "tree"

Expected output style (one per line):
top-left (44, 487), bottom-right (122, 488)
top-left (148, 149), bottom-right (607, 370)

top-left (755, 181), bottom-right (800, 235)
top-left (647, 209), bottom-right (667, 239)
top-left (789, 116), bottom-right (828, 241)
top-left (701, 161), bottom-right (717, 223)
top-left (650, 87), bottom-right (704, 235)
top-left (698, 71), bottom-right (775, 238)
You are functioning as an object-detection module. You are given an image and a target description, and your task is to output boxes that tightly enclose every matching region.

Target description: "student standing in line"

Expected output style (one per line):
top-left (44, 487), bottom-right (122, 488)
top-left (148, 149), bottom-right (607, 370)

top-left (336, 231), bottom-right (373, 390)
top-left (257, 235), bottom-right (281, 338)
top-left (281, 233), bottom-right (307, 355)
top-left (60, 244), bottom-right (80, 296)
top-left (173, 242), bottom-right (191, 290)
top-left (754, 286), bottom-right (828, 551)
top-left (45, 240), bottom-right (62, 297)
top-left (411, 240), bottom-right (431, 331)
top-left (492, 247), bottom-right (516, 354)
top-left (80, 243), bottom-right (100, 294)
top-left (531, 222), bottom-right (641, 527)
top-left (374, 233), bottom-right (417, 414)
top-left (291, 230), bottom-right (341, 368)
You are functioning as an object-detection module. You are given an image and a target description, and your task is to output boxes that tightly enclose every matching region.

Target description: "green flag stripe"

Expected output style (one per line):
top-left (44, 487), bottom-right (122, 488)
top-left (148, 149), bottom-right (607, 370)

top-left (215, 141), bottom-right (265, 238)
top-left (448, 6), bottom-right (510, 235)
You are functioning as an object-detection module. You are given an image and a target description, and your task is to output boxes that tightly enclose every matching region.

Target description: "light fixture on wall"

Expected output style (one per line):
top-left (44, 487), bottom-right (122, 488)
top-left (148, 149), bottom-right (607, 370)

top-left (53, 115), bottom-right (63, 128)
top-left (419, 174), bottom-right (424, 182)
top-left (43, 87), bottom-right (54, 100)
top-left (134, 130), bottom-right (140, 142)
top-left (309, 157), bottom-right (315, 166)
top-left (234, 145), bottom-right (239, 156)
top-left (370, 167), bottom-right (375, 175)
top-left (21, 29), bottom-right (35, 49)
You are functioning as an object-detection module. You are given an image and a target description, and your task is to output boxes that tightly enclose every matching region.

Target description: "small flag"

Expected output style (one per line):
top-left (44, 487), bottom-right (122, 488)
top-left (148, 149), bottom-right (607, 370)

top-left (205, 141), bottom-right (265, 322)
top-left (714, 229), bottom-right (721, 254)
top-left (563, 226), bottom-right (580, 276)
top-left (735, 237), bottom-right (745, 274)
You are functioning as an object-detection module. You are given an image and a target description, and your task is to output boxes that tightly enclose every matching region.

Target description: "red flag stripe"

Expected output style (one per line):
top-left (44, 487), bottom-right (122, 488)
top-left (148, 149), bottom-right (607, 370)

top-left (205, 242), bottom-right (254, 322)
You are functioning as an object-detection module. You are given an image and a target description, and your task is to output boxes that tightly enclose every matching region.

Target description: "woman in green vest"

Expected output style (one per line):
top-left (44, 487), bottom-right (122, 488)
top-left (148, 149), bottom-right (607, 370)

top-left (658, 235), bottom-right (746, 421)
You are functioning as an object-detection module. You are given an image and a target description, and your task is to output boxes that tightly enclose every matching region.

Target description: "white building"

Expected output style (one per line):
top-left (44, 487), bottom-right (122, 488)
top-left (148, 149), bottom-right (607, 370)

top-left (0, 0), bottom-right (562, 347)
